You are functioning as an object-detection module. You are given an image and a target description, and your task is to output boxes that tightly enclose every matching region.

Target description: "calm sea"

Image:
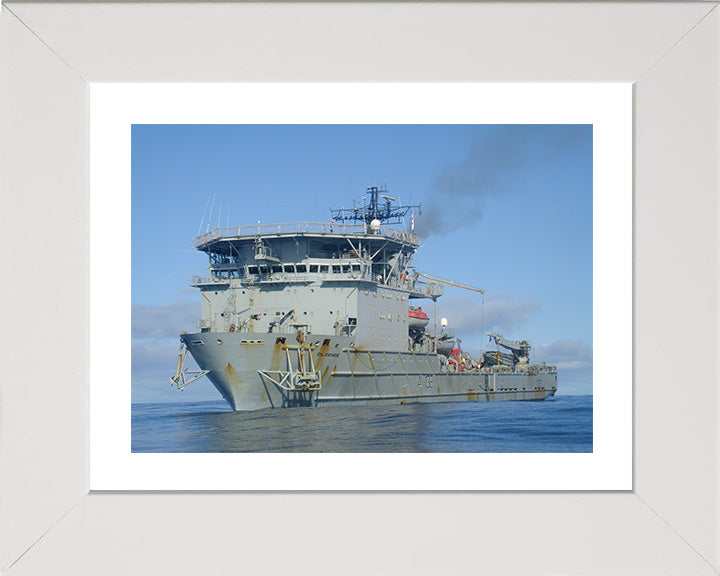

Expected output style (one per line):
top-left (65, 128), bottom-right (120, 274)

top-left (132, 395), bottom-right (592, 453)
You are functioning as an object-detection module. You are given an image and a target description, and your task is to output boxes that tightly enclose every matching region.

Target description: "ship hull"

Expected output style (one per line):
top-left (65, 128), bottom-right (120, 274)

top-left (182, 332), bottom-right (557, 411)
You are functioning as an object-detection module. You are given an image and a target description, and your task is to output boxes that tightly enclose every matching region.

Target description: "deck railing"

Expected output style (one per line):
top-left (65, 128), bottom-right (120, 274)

top-left (193, 222), bottom-right (419, 247)
top-left (191, 272), bottom-right (445, 300)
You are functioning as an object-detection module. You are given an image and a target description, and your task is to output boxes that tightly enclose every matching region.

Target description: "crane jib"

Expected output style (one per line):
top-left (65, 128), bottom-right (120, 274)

top-left (415, 272), bottom-right (485, 294)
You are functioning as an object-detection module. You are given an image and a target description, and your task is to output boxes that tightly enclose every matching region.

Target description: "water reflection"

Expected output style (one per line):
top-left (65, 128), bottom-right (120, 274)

top-left (132, 395), bottom-right (592, 453)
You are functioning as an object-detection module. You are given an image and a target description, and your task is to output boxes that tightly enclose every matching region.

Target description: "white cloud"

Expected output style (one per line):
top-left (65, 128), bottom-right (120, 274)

top-left (132, 300), bottom-right (214, 402)
top-left (132, 300), bottom-right (199, 339)
top-left (432, 293), bottom-right (540, 338)
top-left (535, 339), bottom-right (593, 370)
top-left (535, 339), bottom-right (593, 395)
top-left (132, 338), bottom-right (183, 373)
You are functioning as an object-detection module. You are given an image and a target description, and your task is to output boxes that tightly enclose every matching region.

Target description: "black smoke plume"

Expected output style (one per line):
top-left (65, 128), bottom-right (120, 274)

top-left (414, 125), bottom-right (590, 238)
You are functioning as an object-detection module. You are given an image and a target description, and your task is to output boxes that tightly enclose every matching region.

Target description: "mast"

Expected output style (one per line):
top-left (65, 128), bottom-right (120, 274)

top-left (330, 184), bottom-right (421, 227)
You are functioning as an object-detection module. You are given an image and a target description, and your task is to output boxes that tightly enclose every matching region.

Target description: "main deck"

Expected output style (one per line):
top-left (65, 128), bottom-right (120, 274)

top-left (179, 331), bottom-right (557, 410)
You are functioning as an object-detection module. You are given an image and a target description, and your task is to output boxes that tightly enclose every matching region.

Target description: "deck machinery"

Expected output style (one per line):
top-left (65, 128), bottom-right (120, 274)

top-left (172, 185), bottom-right (557, 410)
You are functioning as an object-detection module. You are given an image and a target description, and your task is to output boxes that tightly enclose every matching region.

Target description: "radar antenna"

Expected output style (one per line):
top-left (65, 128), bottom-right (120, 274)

top-left (330, 184), bottom-right (421, 226)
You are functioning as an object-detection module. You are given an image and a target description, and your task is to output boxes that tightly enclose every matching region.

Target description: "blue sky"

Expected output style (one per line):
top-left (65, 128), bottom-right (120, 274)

top-left (132, 124), bottom-right (593, 402)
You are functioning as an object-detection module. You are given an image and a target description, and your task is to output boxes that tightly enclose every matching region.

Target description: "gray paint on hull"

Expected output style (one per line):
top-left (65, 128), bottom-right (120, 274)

top-left (182, 331), bottom-right (558, 411)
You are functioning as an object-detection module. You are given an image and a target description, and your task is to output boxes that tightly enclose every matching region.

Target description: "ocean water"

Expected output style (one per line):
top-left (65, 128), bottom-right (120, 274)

top-left (132, 394), bottom-right (592, 453)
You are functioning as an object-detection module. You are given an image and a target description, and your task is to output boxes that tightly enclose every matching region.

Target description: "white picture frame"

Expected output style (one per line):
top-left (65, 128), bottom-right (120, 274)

top-left (1, 2), bottom-right (718, 574)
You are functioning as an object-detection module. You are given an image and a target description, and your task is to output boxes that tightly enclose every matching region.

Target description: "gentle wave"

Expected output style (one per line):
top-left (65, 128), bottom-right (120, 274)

top-left (132, 395), bottom-right (592, 453)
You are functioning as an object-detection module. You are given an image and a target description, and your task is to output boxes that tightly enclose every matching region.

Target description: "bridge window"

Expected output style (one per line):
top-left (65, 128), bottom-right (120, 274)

top-left (309, 264), bottom-right (318, 273)
top-left (332, 265), bottom-right (341, 274)
top-left (320, 265), bottom-right (329, 273)
top-left (283, 264), bottom-right (295, 273)
top-left (296, 264), bottom-right (307, 273)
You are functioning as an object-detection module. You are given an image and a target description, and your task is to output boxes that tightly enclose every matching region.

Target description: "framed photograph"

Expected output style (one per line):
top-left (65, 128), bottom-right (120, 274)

top-left (90, 83), bottom-right (629, 490)
top-left (2, 2), bottom-right (718, 575)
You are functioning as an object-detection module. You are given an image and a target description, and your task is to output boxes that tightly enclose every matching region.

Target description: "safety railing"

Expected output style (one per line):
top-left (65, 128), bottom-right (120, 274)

top-left (193, 222), bottom-right (420, 247)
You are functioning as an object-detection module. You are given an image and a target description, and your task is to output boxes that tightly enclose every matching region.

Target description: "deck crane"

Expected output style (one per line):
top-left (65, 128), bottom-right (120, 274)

top-left (486, 333), bottom-right (531, 361)
top-left (415, 271), bottom-right (485, 298)
top-left (413, 272), bottom-right (485, 348)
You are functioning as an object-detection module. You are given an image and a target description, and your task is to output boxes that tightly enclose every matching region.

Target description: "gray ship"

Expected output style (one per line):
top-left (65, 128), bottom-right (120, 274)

top-left (171, 185), bottom-right (557, 410)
